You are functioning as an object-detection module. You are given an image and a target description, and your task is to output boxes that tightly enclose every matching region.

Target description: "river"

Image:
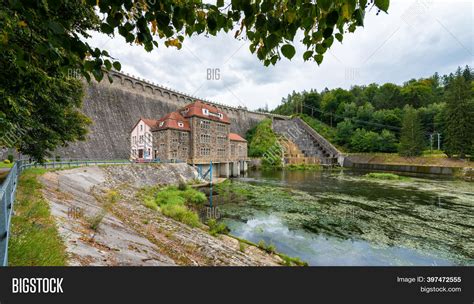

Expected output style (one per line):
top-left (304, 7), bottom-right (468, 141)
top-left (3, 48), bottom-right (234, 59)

top-left (209, 169), bottom-right (474, 266)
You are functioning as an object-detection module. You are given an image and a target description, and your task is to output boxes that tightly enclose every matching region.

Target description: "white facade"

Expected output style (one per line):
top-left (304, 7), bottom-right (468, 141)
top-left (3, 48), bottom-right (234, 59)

top-left (130, 119), bottom-right (154, 160)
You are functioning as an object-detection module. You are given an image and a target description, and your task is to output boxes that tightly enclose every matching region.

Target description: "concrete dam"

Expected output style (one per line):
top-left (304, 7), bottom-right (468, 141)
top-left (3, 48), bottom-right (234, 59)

top-left (57, 71), bottom-right (277, 159)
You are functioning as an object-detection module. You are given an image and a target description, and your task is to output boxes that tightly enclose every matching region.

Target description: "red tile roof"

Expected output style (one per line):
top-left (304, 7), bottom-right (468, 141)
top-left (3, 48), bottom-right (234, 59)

top-left (229, 133), bottom-right (247, 142)
top-left (131, 118), bottom-right (159, 131)
top-left (153, 112), bottom-right (191, 132)
top-left (180, 100), bottom-right (230, 124)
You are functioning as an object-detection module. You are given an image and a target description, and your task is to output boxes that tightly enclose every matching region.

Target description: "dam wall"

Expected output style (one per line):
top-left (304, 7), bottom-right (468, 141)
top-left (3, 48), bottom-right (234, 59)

top-left (57, 72), bottom-right (283, 159)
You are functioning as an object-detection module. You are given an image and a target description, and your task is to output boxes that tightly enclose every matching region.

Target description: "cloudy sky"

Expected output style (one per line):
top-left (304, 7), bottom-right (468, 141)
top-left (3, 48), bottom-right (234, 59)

top-left (88, 0), bottom-right (473, 111)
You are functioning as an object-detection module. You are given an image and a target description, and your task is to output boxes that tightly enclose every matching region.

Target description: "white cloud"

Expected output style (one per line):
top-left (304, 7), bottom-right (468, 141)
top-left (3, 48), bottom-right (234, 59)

top-left (87, 0), bottom-right (473, 110)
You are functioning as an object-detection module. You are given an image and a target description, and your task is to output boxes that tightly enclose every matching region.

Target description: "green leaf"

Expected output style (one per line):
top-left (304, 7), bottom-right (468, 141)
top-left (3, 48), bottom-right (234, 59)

top-left (316, 44), bottom-right (326, 54)
top-left (374, 0), bottom-right (390, 12)
top-left (318, 0), bottom-right (332, 11)
top-left (314, 54), bottom-right (323, 65)
top-left (104, 59), bottom-right (112, 70)
top-left (326, 11), bottom-right (339, 26)
top-left (112, 61), bottom-right (121, 71)
top-left (281, 44), bottom-right (296, 60)
top-left (303, 50), bottom-right (313, 61)
top-left (100, 23), bottom-right (114, 35)
top-left (323, 27), bottom-right (333, 39)
top-left (335, 33), bottom-right (343, 42)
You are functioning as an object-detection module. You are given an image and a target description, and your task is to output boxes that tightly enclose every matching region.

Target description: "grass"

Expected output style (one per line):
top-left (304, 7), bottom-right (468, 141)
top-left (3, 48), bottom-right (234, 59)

top-left (86, 210), bottom-right (106, 231)
top-left (161, 204), bottom-right (201, 227)
top-left (364, 172), bottom-right (410, 180)
top-left (285, 164), bottom-right (322, 171)
top-left (0, 162), bottom-right (13, 168)
top-left (232, 236), bottom-right (307, 266)
top-left (8, 168), bottom-right (67, 266)
top-left (239, 241), bottom-right (247, 253)
top-left (207, 218), bottom-right (229, 236)
top-left (258, 240), bottom-right (276, 254)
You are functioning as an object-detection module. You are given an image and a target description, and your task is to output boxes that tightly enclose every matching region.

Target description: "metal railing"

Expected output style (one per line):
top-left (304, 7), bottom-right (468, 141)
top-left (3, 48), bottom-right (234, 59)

top-left (0, 161), bottom-right (21, 266)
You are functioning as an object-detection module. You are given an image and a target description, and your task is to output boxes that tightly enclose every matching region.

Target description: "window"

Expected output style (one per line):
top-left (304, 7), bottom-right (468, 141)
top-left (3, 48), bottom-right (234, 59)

top-left (200, 134), bottom-right (211, 144)
top-left (171, 151), bottom-right (178, 158)
top-left (160, 143), bottom-right (165, 150)
top-left (140, 124), bottom-right (143, 131)
top-left (200, 147), bottom-right (210, 156)
top-left (132, 136), bottom-right (137, 144)
top-left (139, 135), bottom-right (144, 144)
top-left (179, 132), bottom-right (188, 140)
top-left (202, 108), bottom-right (209, 115)
top-left (217, 123), bottom-right (227, 133)
top-left (172, 137), bottom-right (178, 144)
top-left (217, 148), bottom-right (226, 157)
top-left (217, 136), bottom-right (227, 145)
top-left (218, 113), bottom-right (223, 119)
top-left (200, 120), bottom-right (211, 130)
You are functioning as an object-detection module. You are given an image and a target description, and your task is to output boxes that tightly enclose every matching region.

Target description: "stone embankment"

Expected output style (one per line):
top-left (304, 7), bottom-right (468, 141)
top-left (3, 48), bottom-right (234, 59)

top-left (39, 163), bottom-right (281, 266)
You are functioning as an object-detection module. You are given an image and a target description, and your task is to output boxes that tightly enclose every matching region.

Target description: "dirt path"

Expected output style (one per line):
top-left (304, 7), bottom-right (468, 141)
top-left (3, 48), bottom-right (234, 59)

top-left (40, 165), bottom-right (281, 266)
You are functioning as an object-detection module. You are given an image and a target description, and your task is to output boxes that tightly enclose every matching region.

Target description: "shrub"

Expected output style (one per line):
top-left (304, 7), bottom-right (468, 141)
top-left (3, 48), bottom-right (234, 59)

top-left (207, 218), bottom-right (229, 236)
top-left (143, 198), bottom-right (158, 210)
top-left (161, 204), bottom-right (201, 227)
top-left (7, 154), bottom-right (14, 163)
top-left (3, 159), bottom-right (11, 164)
top-left (86, 210), bottom-right (106, 231)
top-left (155, 187), bottom-right (186, 205)
top-left (182, 189), bottom-right (207, 205)
top-left (105, 190), bottom-right (121, 205)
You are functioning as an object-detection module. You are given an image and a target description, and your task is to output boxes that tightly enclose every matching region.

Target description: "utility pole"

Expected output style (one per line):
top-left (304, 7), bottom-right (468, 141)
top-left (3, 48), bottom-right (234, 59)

top-left (437, 133), bottom-right (441, 151)
top-left (429, 134), bottom-right (433, 153)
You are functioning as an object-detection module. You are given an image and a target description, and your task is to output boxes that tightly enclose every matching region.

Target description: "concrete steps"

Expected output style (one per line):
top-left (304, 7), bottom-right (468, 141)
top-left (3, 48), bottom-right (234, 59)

top-left (273, 118), bottom-right (341, 165)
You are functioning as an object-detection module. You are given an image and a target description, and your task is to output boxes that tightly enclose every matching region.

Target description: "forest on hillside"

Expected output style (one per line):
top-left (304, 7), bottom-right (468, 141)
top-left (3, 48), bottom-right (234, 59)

top-left (270, 66), bottom-right (474, 158)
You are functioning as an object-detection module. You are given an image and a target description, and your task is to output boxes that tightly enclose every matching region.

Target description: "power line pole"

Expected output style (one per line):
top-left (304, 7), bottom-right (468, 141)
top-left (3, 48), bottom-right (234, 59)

top-left (429, 133), bottom-right (433, 153)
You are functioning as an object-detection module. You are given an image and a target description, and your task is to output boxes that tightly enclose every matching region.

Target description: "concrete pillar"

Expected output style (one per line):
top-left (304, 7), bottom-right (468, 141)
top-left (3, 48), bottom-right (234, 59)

top-left (231, 161), bottom-right (240, 177)
top-left (236, 161), bottom-right (241, 177)
top-left (219, 162), bottom-right (230, 178)
top-left (243, 161), bottom-right (248, 173)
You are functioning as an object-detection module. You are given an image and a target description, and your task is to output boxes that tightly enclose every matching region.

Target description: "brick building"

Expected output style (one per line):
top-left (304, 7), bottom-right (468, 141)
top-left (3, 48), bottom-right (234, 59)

top-left (130, 101), bottom-right (248, 177)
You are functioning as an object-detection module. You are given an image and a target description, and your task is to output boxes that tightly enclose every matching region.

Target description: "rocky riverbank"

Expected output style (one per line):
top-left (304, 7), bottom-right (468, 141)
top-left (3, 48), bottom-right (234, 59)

top-left (39, 164), bottom-right (282, 266)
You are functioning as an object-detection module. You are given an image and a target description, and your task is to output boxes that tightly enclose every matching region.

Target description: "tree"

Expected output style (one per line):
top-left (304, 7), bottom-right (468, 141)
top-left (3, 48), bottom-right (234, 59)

top-left (401, 81), bottom-right (434, 108)
top-left (372, 83), bottom-right (401, 109)
top-left (0, 3), bottom-right (94, 161)
top-left (379, 129), bottom-right (397, 152)
top-left (335, 120), bottom-right (354, 147)
top-left (350, 128), bottom-right (380, 152)
top-left (399, 106), bottom-right (425, 157)
top-left (1, 0), bottom-right (391, 160)
top-left (443, 74), bottom-right (474, 158)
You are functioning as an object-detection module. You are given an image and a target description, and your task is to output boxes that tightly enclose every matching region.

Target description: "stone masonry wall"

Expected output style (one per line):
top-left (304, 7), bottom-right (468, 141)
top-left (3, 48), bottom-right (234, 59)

top-left (56, 71), bottom-right (279, 159)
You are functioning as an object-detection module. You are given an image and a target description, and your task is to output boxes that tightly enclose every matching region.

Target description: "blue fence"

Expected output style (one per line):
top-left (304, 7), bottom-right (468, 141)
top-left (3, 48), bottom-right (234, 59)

top-left (0, 158), bottom-right (139, 266)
